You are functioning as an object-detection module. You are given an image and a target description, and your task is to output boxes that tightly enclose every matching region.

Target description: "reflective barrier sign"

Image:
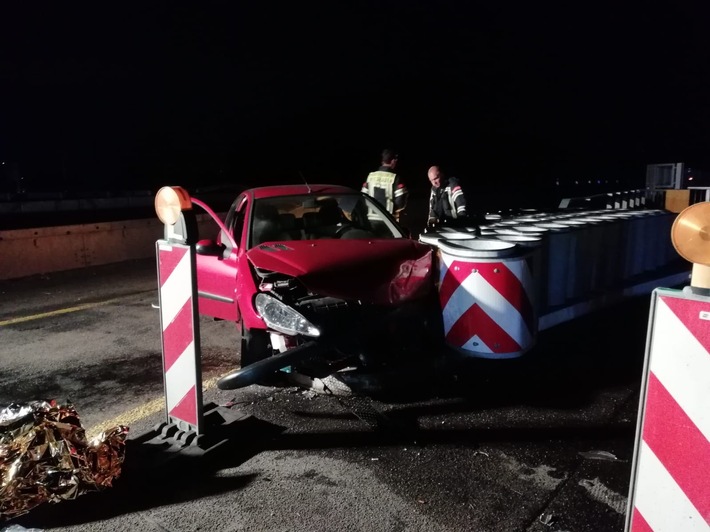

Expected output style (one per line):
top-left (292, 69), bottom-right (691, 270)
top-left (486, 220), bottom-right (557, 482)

top-left (626, 288), bottom-right (710, 531)
top-left (156, 241), bottom-right (204, 433)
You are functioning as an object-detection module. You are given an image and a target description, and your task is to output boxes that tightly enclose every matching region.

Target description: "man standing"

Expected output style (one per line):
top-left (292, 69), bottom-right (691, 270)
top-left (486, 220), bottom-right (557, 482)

top-left (361, 148), bottom-right (408, 220)
top-left (427, 165), bottom-right (468, 227)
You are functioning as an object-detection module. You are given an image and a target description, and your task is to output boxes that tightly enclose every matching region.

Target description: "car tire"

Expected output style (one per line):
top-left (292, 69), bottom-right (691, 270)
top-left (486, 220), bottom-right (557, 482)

top-left (240, 323), bottom-right (272, 368)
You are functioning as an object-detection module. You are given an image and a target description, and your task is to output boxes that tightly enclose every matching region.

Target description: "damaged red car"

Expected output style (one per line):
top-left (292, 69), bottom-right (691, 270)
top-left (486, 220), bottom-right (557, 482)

top-left (191, 184), bottom-right (441, 389)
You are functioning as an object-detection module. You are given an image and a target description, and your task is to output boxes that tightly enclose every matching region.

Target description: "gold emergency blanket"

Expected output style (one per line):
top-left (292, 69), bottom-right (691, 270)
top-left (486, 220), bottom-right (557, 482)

top-left (0, 400), bottom-right (128, 521)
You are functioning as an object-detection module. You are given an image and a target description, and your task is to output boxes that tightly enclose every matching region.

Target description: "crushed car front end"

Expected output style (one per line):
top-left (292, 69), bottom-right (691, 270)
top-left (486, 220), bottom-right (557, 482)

top-left (213, 188), bottom-right (442, 390)
top-left (256, 254), bottom-right (434, 355)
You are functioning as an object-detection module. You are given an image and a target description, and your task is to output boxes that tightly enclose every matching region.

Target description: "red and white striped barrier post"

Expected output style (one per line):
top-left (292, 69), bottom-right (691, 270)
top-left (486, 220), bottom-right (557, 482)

top-left (626, 202), bottom-right (710, 531)
top-left (625, 288), bottom-right (710, 531)
top-left (154, 186), bottom-right (204, 443)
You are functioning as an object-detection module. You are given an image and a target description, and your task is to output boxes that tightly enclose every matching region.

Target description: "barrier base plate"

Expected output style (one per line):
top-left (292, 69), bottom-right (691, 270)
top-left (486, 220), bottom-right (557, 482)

top-left (129, 402), bottom-right (252, 465)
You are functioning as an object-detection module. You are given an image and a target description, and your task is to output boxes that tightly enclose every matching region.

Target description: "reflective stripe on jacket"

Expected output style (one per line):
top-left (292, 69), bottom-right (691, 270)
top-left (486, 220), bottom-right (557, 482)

top-left (362, 170), bottom-right (408, 214)
top-left (429, 178), bottom-right (467, 220)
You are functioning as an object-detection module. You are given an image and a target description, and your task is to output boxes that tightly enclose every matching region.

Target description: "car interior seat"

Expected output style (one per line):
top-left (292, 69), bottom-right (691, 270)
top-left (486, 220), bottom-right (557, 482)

top-left (302, 212), bottom-right (320, 239)
top-left (318, 200), bottom-right (344, 226)
top-left (311, 199), bottom-right (345, 238)
top-left (279, 213), bottom-right (302, 240)
top-left (252, 203), bottom-right (292, 246)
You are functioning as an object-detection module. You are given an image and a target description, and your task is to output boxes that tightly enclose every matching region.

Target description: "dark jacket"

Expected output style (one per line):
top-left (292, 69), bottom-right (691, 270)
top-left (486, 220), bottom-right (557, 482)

top-left (428, 176), bottom-right (467, 223)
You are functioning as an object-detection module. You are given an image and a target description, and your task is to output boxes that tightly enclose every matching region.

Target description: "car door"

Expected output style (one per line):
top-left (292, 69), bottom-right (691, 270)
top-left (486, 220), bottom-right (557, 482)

top-left (194, 195), bottom-right (248, 321)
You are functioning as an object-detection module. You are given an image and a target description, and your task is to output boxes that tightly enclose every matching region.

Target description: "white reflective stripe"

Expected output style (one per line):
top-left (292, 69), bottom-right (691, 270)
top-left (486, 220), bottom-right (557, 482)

top-left (442, 267), bottom-right (533, 348)
top-left (633, 441), bottom-right (706, 532)
top-left (440, 254), bottom-right (534, 315)
top-left (460, 334), bottom-right (492, 353)
top-left (165, 340), bottom-right (197, 412)
top-left (651, 299), bottom-right (710, 441)
top-left (505, 256), bottom-right (535, 301)
top-left (394, 187), bottom-right (407, 197)
top-left (446, 188), bottom-right (459, 218)
top-left (451, 189), bottom-right (464, 201)
top-left (160, 251), bottom-right (192, 330)
top-left (457, 206), bottom-right (467, 213)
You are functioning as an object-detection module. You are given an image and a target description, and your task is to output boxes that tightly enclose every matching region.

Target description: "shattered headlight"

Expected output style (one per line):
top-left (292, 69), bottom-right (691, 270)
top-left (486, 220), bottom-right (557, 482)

top-left (255, 293), bottom-right (321, 337)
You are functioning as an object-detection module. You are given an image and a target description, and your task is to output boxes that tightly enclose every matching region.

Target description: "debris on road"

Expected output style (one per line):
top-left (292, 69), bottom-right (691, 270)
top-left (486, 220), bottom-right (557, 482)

top-left (0, 400), bottom-right (128, 522)
top-left (578, 478), bottom-right (628, 515)
top-left (578, 450), bottom-right (621, 461)
top-left (538, 512), bottom-right (556, 526)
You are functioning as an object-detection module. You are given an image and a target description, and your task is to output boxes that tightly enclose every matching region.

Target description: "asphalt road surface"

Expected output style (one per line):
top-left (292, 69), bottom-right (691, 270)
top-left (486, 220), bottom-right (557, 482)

top-left (0, 258), bottom-right (657, 531)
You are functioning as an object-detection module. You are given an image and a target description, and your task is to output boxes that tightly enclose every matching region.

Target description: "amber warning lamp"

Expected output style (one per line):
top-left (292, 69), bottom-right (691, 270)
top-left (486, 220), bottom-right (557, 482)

top-left (154, 186), bottom-right (197, 244)
top-left (155, 186), bottom-right (192, 225)
top-left (671, 201), bottom-right (710, 292)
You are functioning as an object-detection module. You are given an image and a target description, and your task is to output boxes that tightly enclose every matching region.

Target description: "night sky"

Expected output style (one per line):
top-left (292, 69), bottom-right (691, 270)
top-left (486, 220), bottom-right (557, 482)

top-left (2, 2), bottom-right (709, 203)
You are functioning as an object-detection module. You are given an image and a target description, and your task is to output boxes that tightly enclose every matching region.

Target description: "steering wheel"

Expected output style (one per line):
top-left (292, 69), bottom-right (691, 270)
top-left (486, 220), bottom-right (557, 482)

top-left (334, 224), bottom-right (352, 238)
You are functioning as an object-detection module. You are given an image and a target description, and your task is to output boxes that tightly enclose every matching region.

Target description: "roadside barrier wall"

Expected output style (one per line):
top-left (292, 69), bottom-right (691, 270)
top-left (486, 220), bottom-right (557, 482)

top-left (0, 214), bottom-right (218, 280)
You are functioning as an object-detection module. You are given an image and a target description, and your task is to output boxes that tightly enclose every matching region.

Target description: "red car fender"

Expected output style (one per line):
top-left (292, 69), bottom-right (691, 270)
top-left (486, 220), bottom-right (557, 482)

top-left (236, 252), bottom-right (266, 330)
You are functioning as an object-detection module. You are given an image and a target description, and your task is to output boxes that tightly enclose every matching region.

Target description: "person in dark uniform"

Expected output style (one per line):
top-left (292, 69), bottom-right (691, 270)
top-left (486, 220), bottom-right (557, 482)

top-left (427, 165), bottom-right (470, 228)
top-left (361, 148), bottom-right (408, 220)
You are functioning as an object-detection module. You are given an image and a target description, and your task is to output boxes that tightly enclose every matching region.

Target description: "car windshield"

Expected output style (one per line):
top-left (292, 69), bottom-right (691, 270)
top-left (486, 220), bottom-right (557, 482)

top-left (250, 193), bottom-right (404, 247)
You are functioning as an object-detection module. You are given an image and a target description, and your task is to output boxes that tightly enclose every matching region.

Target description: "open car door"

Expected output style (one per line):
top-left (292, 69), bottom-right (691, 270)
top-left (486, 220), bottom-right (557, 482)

top-left (193, 197), bottom-right (245, 321)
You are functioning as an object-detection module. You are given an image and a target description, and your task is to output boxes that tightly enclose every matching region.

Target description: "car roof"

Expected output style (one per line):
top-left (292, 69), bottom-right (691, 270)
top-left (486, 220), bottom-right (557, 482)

top-left (249, 184), bottom-right (358, 200)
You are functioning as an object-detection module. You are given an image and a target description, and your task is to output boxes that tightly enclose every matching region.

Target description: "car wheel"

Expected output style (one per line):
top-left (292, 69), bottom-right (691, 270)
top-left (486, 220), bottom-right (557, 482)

top-left (240, 323), bottom-right (272, 368)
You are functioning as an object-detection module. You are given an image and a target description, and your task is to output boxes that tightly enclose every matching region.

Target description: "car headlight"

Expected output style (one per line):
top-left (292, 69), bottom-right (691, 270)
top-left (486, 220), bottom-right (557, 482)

top-left (255, 293), bottom-right (321, 337)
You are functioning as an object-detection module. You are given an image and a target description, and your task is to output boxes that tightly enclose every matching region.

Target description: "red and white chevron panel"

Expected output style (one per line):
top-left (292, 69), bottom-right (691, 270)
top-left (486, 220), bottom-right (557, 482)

top-left (627, 288), bottom-right (710, 531)
top-left (438, 252), bottom-right (536, 359)
top-left (157, 241), bottom-right (203, 433)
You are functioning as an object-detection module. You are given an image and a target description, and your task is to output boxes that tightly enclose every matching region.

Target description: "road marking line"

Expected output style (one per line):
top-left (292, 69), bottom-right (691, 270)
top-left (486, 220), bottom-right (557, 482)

top-left (0, 297), bottom-right (125, 327)
top-left (86, 375), bottom-right (223, 438)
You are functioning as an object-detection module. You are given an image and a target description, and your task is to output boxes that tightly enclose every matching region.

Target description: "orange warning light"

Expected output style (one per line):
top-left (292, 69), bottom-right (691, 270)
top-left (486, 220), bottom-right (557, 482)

top-left (155, 186), bottom-right (192, 225)
top-left (671, 202), bottom-right (710, 265)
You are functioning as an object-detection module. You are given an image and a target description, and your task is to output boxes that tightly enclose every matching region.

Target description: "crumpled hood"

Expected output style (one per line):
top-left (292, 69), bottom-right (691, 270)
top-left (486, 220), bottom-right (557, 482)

top-left (246, 239), bottom-right (434, 305)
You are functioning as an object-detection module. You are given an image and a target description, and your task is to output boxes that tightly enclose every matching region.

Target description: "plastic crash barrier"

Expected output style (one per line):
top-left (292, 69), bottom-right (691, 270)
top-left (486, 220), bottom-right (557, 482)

top-left (418, 206), bottom-right (686, 358)
top-left (531, 222), bottom-right (573, 310)
top-left (493, 234), bottom-right (545, 315)
top-left (435, 238), bottom-right (537, 359)
top-left (418, 231), bottom-right (476, 247)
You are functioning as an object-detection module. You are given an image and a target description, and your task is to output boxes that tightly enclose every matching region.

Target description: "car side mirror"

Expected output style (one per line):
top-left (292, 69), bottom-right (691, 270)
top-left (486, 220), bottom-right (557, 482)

top-left (196, 239), bottom-right (226, 257)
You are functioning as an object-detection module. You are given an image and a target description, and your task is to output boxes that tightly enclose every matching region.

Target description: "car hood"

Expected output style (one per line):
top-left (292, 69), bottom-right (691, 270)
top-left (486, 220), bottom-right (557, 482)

top-left (246, 239), bottom-right (434, 305)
